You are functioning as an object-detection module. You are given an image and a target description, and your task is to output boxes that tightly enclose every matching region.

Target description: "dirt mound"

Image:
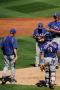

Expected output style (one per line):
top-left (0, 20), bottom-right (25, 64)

top-left (0, 67), bottom-right (60, 85)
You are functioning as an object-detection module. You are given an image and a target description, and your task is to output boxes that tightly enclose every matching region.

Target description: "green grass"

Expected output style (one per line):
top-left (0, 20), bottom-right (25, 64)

top-left (0, 0), bottom-right (17, 3)
top-left (0, 84), bottom-right (60, 90)
top-left (16, 36), bottom-right (35, 69)
top-left (0, 36), bottom-right (35, 70)
top-left (7, 2), bottom-right (58, 13)
top-left (0, 0), bottom-right (60, 17)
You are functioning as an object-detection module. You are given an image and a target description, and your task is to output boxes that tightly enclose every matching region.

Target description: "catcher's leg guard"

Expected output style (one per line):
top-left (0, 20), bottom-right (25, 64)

top-left (45, 65), bottom-right (50, 85)
top-left (50, 65), bottom-right (56, 85)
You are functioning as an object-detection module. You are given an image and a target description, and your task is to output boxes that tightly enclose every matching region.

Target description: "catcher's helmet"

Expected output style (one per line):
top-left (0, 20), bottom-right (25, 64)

top-left (45, 33), bottom-right (52, 41)
top-left (10, 28), bottom-right (16, 34)
top-left (38, 23), bottom-right (43, 29)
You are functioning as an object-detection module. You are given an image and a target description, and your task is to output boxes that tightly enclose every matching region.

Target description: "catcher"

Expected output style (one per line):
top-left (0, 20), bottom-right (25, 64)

top-left (40, 35), bottom-right (58, 89)
top-left (1, 28), bottom-right (18, 84)
top-left (33, 23), bottom-right (48, 67)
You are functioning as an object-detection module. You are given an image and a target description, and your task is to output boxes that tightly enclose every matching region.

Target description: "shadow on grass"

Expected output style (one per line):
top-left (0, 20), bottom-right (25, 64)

top-left (0, 0), bottom-right (17, 4)
top-left (36, 80), bottom-right (46, 87)
top-left (30, 64), bottom-right (35, 67)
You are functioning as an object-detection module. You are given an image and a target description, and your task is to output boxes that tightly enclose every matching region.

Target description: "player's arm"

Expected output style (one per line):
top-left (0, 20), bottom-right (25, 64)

top-left (33, 32), bottom-right (40, 42)
top-left (33, 35), bottom-right (37, 39)
top-left (46, 22), bottom-right (60, 33)
top-left (12, 38), bottom-right (18, 62)
top-left (46, 27), bottom-right (60, 33)
top-left (11, 48), bottom-right (18, 65)
top-left (40, 52), bottom-right (44, 60)
top-left (33, 29), bottom-right (41, 39)
top-left (33, 29), bottom-right (37, 39)
top-left (14, 48), bottom-right (18, 61)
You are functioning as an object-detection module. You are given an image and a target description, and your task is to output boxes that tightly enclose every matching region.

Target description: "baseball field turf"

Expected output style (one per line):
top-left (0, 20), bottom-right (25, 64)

top-left (0, 0), bottom-right (60, 90)
top-left (0, 0), bottom-right (60, 18)
top-left (0, 84), bottom-right (60, 90)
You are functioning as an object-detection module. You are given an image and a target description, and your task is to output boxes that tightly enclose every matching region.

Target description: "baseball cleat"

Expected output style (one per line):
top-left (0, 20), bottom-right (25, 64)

top-left (10, 78), bottom-right (17, 84)
top-left (2, 78), bottom-right (6, 84)
top-left (45, 83), bottom-right (49, 87)
top-left (49, 84), bottom-right (55, 89)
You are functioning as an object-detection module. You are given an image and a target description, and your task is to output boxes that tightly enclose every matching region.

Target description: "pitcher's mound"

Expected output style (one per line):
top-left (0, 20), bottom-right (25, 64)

top-left (0, 67), bottom-right (60, 85)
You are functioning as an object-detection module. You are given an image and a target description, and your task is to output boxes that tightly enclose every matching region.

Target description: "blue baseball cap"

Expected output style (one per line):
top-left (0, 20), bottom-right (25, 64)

top-left (38, 23), bottom-right (43, 29)
top-left (10, 28), bottom-right (16, 34)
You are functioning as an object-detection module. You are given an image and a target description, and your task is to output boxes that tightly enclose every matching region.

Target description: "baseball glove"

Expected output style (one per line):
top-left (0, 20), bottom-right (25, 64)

top-left (37, 35), bottom-right (45, 42)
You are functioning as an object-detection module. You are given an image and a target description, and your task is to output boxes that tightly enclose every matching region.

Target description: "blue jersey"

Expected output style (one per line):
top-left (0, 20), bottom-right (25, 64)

top-left (33, 28), bottom-right (47, 37)
top-left (40, 41), bottom-right (58, 58)
top-left (33, 27), bottom-right (49, 43)
top-left (48, 21), bottom-right (60, 37)
top-left (1, 36), bottom-right (18, 56)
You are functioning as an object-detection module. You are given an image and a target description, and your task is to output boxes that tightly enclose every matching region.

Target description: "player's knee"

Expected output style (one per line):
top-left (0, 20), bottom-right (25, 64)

top-left (50, 66), bottom-right (55, 72)
top-left (45, 66), bottom-right (49, 72)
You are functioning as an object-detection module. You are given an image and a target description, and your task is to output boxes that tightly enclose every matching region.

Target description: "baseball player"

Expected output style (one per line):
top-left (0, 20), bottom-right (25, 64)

top-left (1, 28), bottom-right (18, 84)
top-left (33, 23), bottom-right (47, 67)
top-left (40, 35), bottom-right (58, 89)
top-left (47, 12), bottom-right (60, 63)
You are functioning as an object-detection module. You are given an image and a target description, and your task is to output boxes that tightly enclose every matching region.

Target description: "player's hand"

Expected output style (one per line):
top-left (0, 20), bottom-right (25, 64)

top-left (37, 36), bottom-right (45, 42)
top-left (11, 57), bottom-right (17, 65)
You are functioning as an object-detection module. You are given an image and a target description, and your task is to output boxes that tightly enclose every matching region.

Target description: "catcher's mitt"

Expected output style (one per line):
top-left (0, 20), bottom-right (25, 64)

top-left (37, 35), bottom-right (45, 42)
